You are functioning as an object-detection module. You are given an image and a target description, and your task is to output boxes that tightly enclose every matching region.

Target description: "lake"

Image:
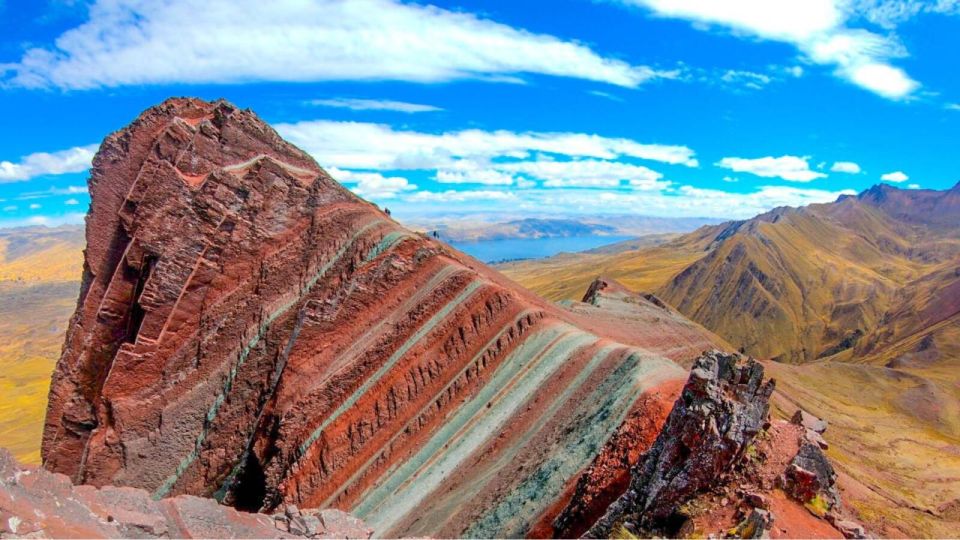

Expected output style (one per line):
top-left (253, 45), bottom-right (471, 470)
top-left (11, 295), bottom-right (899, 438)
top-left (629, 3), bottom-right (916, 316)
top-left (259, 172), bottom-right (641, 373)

top-left (449, 235), bottom-right (633, 263)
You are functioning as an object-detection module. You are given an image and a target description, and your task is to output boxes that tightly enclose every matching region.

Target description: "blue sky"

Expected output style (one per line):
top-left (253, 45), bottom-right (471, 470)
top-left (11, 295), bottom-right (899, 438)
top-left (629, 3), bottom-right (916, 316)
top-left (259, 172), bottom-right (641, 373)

top-left (1, 0), bottom-right (959, 227)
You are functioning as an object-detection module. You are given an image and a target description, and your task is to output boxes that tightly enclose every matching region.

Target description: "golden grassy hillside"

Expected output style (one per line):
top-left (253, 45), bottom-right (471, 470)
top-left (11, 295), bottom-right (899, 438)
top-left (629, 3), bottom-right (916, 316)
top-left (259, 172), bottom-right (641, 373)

top-left (0, 227), bottom-right (83, 464)
top-left (497, 231), bottom-right (710, 304)
top-left (503, 187), bottom-right (960, 364)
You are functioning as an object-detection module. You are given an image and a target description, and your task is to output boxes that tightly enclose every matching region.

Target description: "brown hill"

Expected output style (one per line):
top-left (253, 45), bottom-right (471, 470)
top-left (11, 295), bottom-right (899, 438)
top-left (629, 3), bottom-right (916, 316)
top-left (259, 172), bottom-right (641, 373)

top-left (39, 98), bottom-right (729, 539)
top-left (504, 185), bottom-right (960, 363)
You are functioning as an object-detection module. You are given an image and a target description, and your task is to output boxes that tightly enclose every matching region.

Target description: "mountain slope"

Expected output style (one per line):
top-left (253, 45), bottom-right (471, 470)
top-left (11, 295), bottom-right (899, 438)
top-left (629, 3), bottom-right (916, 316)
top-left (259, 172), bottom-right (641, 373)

top-left (504, 185), bottom-right (960, 363)
top-left (40, 98), bottom-right (725, 539)
top-left (502, 183), bottom-right (960, 537)
top-left (0, 227), bottom-right (83, 464)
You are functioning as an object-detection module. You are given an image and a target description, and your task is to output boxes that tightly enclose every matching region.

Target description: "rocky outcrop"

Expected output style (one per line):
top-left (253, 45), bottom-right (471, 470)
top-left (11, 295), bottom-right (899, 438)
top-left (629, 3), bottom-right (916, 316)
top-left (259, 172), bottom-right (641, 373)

top-left (0, 448), bottom-right (369, 539)
top-left (41, 98), bottom-right (694, 538)
top-left (585, 350), bottom-right (775, 537)
top-left (564, 276), bottom-right (728, 367)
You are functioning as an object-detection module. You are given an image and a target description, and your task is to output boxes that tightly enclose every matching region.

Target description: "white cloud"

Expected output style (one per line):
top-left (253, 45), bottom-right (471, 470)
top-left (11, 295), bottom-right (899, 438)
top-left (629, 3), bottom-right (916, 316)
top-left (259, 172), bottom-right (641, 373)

top-left (435, 162), bottom-right (516, 186)
top-left (405, 190), bottom-right (517, 203)
top-left (717, 155), bottom-right (827, 182)
top-left (497, 159), bottom-right (668, 189)
top-left (618, 0), bottom-right (920, 99)
top-left (0, 145), bottom-right (97, 182)
top-left (5, 0), bottom-right (666, 90)
top-left (907, 183), bottom-right (920, 189)
top-left (28, 203), bottom-right (41, 209)
top-left (64, 198), bottom-right (81, 205)
top-left (276, 120), bottom-right (698, 171)
top-left (723, 176), bottom-right (739, 182)
top-left (830, 161), bottom-right (862, 173)
top-left (307, 98), bottom-right (442, 113)
top-left (2, 205), bottom-right (15, 212)
top-left (881, 170), bottom-right (909, 182)
top-left (327, 167), bottom-right (416, 199)
top-left (946, 103), bottom-right (960, 111)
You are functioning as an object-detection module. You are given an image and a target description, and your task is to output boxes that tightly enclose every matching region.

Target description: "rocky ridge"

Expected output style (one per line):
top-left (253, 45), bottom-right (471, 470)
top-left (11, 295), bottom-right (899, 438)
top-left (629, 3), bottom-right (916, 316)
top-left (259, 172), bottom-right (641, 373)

top-left (39, 98), bottom-right (705, 538)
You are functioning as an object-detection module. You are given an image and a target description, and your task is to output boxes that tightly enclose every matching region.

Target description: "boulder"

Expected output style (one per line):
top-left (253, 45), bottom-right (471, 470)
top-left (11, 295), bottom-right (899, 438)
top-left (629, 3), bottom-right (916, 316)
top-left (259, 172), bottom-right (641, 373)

top-left (781, 442), bottom-right (841, 513)
top-left (792, 409), bottom-right (828, 434)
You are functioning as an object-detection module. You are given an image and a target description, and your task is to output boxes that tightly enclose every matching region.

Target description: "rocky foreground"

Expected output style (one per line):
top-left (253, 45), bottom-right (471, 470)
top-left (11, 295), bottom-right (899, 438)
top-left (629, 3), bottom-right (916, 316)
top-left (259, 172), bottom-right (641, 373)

top-left (0, 448), bottom-right (371, 539)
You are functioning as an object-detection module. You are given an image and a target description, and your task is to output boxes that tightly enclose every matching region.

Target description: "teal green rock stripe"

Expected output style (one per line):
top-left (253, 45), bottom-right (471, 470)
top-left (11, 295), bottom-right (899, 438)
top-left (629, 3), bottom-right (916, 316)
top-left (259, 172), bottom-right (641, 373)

top-left (219, 235), bottom-right (448, 501)
top-left (356, 327), bottom-right (596, 535)
top-left (296, 279), bottom-right (487, 460)
top-left (406, 342), bottom-right (621, 536)
top-left (352, 326), bottom-right (567, 523)
top-left (152, 219), bottom-right (382, 499)
top-left (364, 230), bottom-right (411, 262)
top-left (320, 309), bottom-right (538, 508)
top-left (464, 350), bottom-right (678, 538)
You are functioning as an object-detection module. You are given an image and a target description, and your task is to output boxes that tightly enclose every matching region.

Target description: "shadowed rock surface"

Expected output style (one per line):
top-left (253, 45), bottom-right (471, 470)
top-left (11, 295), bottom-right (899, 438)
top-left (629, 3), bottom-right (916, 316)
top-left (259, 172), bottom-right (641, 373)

top-left (0, 449), bottom-right (370, 539)
top-left (39, 98), bottom-right (723, 538)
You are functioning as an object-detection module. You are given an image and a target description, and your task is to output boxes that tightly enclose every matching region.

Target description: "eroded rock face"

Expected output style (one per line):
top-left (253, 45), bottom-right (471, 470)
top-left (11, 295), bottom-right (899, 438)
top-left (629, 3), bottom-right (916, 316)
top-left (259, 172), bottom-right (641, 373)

top-left (0, 448), bottom-right (369, 539)
top-left (41, 98), bottom-right (694, 538)
top-left (586, 350), bottom-right (775, 537)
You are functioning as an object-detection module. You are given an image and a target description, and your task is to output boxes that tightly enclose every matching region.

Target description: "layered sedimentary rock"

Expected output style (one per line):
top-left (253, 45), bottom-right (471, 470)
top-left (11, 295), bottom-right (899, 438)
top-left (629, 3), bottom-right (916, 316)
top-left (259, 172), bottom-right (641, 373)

top-left (42, 98), bottom-right (708, 538)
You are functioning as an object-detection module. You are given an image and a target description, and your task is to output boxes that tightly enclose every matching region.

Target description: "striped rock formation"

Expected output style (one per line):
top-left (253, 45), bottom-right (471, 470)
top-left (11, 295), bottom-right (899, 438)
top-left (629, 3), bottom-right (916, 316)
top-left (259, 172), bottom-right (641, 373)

top-left (42, 98), bottom-right (723, 538)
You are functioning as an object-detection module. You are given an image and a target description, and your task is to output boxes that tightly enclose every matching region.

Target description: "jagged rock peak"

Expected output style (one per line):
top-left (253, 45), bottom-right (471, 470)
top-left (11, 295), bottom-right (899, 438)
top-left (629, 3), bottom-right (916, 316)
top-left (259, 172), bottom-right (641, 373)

top-left (581, 276), bottom-right (633, 304)
top-left (586, 350), bottom-right (775, 538)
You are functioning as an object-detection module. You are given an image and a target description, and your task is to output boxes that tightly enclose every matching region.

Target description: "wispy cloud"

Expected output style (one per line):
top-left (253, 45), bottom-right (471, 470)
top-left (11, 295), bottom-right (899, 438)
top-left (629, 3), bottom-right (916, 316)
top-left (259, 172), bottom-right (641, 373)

top-left (396, 184), bottom-right (855, 219)
top-left (616, 0), bottom-right (920, 99)
top-left (4, 0), bottom-right (668, 90)
top-left (406, 190), bottom-right (518, 203)
top-left (276, 120), bottom-right (699, 171)
top-left (307, 98), bottom-right (442, 113)
top-left (716, 155), bottom-right (826, 182)
top-left (0, 145), bottom-right (97, 183)
top-left (497, 159), bottom-right (668, 189)
top-left (720, 69), bottom-right (773, 90)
